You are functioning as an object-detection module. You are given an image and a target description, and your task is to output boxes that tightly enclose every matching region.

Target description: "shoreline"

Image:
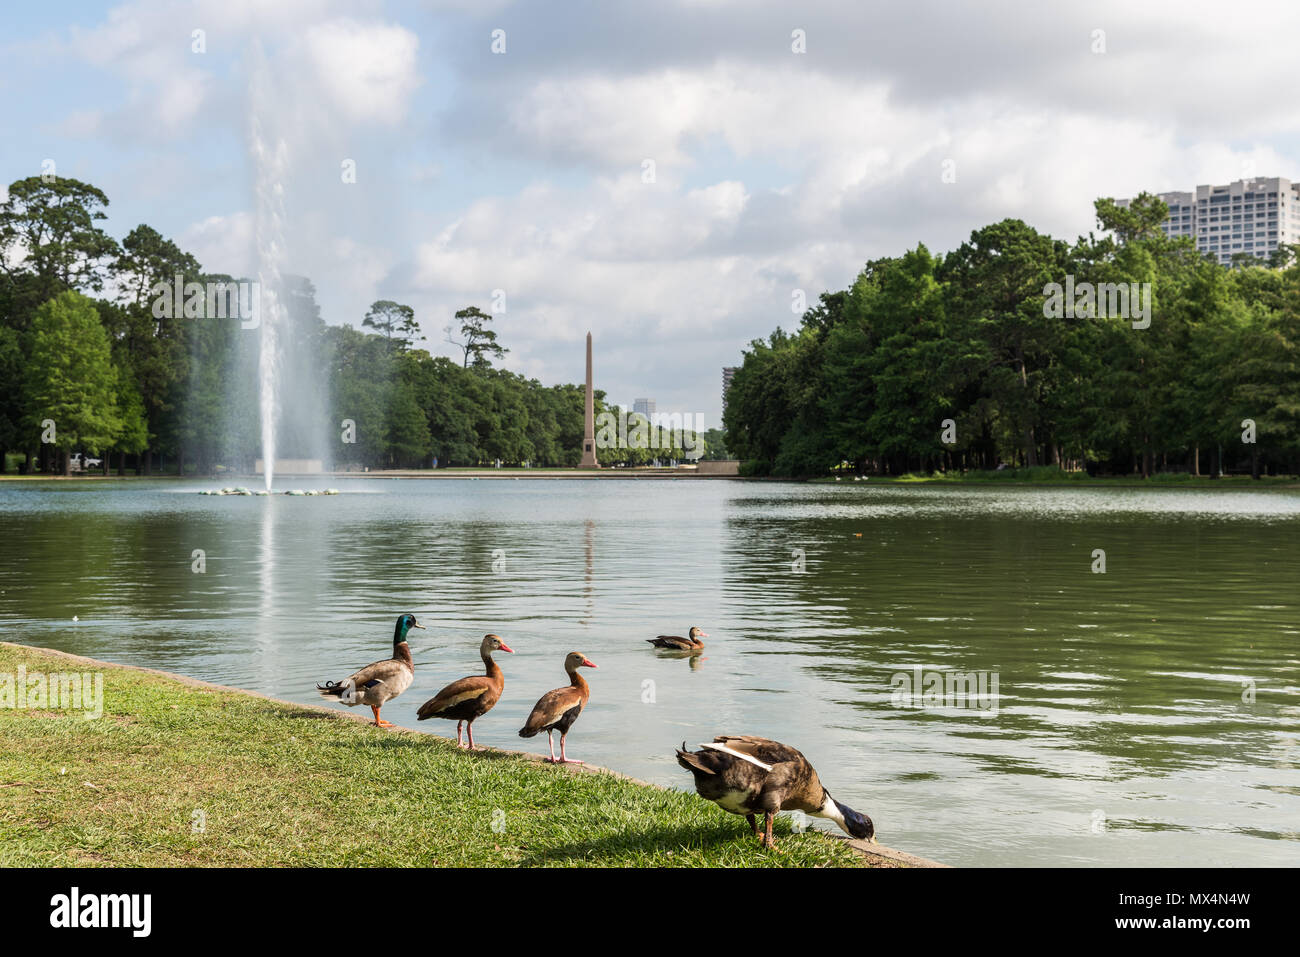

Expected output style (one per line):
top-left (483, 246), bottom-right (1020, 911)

top-left (2, 469), bottom-right (1298, 488)
top-left (0, 641), bottom-right (943, 868)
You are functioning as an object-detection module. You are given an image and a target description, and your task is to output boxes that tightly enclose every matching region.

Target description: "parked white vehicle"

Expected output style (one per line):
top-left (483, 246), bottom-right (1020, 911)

top-left (70, 453), bottom-right (102, 471)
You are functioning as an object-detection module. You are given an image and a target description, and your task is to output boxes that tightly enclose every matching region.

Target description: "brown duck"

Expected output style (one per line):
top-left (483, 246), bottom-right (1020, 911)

top-left (676, 735), bottom-right (876, 849)
top-left (646, 626), bottom-right (707, 652)
top-left (416, 634), bottom-right (513, 749)
top-left (316, 613), bottom-right (424, 727)
top-left (519, 652), bottom-right (597, 764)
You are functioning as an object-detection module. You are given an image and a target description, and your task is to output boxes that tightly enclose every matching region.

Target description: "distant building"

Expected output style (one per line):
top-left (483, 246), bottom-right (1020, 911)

top-left (722, 367), bottom-right (738, 415)
top-left (1117, 176), bottom-right (1300, 266)
top-left (632, 398), bottom-right (656, 419)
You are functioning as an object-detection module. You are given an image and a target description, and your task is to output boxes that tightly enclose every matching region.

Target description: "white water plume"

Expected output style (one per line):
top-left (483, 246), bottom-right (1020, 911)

top-left (250, 65), bottom-right (289, 492)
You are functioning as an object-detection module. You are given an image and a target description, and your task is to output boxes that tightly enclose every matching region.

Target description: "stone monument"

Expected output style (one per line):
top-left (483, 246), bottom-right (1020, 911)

top-left (579, 331), bottom-right (599, 469)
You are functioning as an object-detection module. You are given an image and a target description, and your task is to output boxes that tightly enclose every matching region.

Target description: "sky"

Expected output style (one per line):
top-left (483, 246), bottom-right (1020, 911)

top-left (3, 0), bottom-right (1299, 426)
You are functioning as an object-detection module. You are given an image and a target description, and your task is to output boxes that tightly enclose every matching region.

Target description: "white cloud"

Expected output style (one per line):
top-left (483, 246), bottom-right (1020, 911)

top-left (180, 212), bottom-right (255, 278)
top-left (299, 19), bottom-right (421, 126)
top-left (17, 0), bottom-right (1300, 420)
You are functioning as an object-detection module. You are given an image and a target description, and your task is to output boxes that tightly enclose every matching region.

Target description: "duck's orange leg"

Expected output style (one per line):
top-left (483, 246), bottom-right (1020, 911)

top-left (370, 705), bottom-right (393, 728)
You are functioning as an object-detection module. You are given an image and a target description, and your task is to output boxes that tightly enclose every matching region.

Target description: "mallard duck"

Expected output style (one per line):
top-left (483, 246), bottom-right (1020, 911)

top-left (416, 634), bottom-right (513, 749)
top-left (519, 652), bottom-right (597, 764)
top-left (646, 626), bottom-right (707, 652)
top-left (316, 613), bottom-right (424, 727)
top-left (675, 735), bottom-right (876, 849)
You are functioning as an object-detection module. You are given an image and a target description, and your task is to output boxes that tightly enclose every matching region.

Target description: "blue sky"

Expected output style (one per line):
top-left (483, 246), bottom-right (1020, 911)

top-left (4, 0), bottom-right (1299, 424)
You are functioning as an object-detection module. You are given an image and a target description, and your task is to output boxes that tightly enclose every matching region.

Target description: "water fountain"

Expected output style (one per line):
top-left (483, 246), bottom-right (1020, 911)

top-left (250, 75), bottom-right (287, 493)
top-left (200, 50), bottom-right (331, 497)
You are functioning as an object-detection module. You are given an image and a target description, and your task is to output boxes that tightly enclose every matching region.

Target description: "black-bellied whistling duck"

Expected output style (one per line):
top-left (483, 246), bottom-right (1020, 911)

top-left (675, 735), bottom-right (876, 849)
top-left (316, 614), bottom-right (424, 727)
top-left (646, 625), bottom-right (707, 652)
top-left (416, 634), bottom-right (513, 749)
top-left (518, 652), bottom-right (597, 764)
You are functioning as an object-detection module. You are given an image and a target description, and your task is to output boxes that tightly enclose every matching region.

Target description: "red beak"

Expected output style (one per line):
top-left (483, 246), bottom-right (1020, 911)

top-left (498, 643), bottom-right (515, 654)
top-left (581, 658), bottom-right (597, 668)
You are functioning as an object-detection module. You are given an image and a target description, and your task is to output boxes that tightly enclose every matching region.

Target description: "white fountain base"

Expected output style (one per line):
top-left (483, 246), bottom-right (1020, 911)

top-left (200, 487), bottom-right (339, 496)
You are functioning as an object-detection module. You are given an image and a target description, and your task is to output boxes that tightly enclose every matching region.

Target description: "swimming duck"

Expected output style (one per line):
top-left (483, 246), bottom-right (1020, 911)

top-left (646, 626), bottom-right (707, 652)
top-left (519, 652), bottom-right (597, 764)
top-left (675, 735), bottom-right (876, 849)
top-left (416, 634), bottom-right (513, 749)
top-left (316, 613), bottom-right (424, 727)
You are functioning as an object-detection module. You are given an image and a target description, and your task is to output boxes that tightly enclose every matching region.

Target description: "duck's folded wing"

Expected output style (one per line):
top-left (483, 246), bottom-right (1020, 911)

top-left (652, 635), bottom-right (688, 648)
top-left (521, 686), bottom-right (582, 733)
top-left (418, 675), bottom-right (491, 716)
top-left (346, 658), bottom-right (406, 688)
top-left (712, 735), bottom-right (803, 766)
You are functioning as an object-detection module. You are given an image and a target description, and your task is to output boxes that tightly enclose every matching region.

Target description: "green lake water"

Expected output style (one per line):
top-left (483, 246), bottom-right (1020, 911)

top-left (1, 478), bottom-right (1297, 866)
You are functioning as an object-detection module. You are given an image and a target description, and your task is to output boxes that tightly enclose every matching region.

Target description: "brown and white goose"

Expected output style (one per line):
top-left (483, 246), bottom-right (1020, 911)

top-left (675, 735), bottom-right (876, 849)
top-left (416, 634), bottom-right (513, 749)
top-left (646, 626), bottom-right (707, 652)
top-left (519, 652), bottom-right (597, 764)
top-left (316, 614), bottom-right (424, 727)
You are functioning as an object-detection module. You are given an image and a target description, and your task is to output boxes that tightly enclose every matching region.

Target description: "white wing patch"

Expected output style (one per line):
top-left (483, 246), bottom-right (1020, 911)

top-left (699, 742), bottom-right (774, 772)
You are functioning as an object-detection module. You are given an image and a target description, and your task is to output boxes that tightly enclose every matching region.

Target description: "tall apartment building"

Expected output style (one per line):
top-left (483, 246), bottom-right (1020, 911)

top-left (632, 398), bottom-right (656, 419)
top-left (1118, 177), bottom-right (1300, 266)
top-left (722, 367), bottom-right (738, 415)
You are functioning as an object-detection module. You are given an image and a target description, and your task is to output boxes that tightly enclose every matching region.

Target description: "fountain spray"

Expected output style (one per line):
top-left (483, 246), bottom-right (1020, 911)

top-left (250, 62), bottom-right (289, 492)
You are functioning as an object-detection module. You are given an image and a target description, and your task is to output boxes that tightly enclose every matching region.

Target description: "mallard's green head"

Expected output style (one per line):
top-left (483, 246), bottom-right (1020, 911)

top-left (394, 614), bottom-right (425, 643)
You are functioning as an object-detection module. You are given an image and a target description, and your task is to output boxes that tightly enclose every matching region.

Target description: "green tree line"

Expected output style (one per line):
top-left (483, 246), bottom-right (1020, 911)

top-left (724, 195), bottom-right (1300, 478)
top-left (1, 175), bottom-right (711, 474)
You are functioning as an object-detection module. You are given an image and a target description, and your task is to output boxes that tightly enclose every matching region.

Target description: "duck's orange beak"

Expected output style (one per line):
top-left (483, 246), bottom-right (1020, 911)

top-left (498, 642), bottom-right (515, 653)
top-left (581, 658), bottom-right (598, 668)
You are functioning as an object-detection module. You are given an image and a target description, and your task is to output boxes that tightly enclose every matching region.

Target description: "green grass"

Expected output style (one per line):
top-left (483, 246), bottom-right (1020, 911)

top-left (0, 644), bottom-right (869, 868)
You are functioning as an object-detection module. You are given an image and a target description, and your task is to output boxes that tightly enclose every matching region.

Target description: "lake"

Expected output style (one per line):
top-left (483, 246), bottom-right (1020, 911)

top-left (1, 477), bottom-right (1297, 866)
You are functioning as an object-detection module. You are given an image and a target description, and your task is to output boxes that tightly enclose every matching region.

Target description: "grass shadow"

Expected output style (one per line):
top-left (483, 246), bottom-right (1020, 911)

top-left (518, 819), bottom-right (762, 866)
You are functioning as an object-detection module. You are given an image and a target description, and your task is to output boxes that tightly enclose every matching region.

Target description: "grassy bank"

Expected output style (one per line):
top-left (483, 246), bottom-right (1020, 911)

top-left (815, 467), bottom-right (1300, 487)
top-left (0, 644), bottom-right (874, 868)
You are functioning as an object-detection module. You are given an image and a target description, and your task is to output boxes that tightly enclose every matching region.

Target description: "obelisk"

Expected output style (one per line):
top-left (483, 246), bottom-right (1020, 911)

top-left (579, 331), bottom-right (599, 468)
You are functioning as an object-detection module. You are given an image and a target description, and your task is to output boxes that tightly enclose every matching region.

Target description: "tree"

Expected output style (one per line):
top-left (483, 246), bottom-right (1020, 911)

top-left (445, 306), bottom-right (507, 369)
top-left (941, 220), bottom-right (1069, 467)
top-left (110, 224), bottom-right (204, 473)
top-left (1094, 192), bottom-right (1170, 245)
top-left (22, 291), bottom-right (122, 473)
top-left (362, 300), bottom-right (420, 350)
top-left (0, 177), bottom-right (119, 301)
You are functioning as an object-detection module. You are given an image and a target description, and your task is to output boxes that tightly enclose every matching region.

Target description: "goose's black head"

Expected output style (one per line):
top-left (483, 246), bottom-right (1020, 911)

top-left (837, 800), bottom-right (876, 842)
top-left (818, 789), bottom-right (876, 842)
top-left (394, 614), bottom-right (425, 643)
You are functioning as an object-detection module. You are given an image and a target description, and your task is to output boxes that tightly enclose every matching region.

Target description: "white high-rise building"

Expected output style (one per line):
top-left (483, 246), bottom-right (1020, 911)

top-left (1118, 177), bottom-right (1300, 266)
top-left (632, 398), bottom-right (656, 419)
